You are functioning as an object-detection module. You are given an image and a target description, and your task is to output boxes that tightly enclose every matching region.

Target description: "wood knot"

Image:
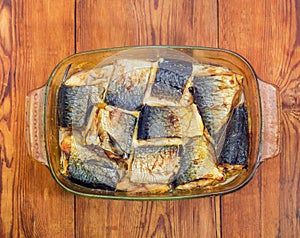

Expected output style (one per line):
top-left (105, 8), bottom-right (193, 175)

top-left (282, 79), bottom-right (300, 110)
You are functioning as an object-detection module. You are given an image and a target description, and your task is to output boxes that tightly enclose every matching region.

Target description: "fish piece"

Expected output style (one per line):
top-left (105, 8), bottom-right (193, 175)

top-left (57, 85), bottom-right (102, 128)
top-left (129, 145), bottom-right (181, 184)
top-left (218, 104), bottom-right (249, 165)
top-left (137, 104), bottom-right (204, 140)
top-left (117, 144), bottom-right (182, 192)
top-left (144, 58), bottom-right (193, 106)
top-left (85, 104), bottom-right (137, 159)
top-left (173, 136), bottom-right (224, 188)
top-left (192, 64), bottom-right (243, 143)
top-left (137, 105), bottom-right (181, 139)
top-left (151, 59), bottom-right (193, 100)
top-left (66, 135), bottom-right (125, 190)
top-left (105, 59), bottom-right (152, 111)
top-left (64, 65), bottom-right (114, 87)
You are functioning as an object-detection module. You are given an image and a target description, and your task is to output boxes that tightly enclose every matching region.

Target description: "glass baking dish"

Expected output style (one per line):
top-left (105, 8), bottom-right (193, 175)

top-left (26, 46), bottom-right (280, 200)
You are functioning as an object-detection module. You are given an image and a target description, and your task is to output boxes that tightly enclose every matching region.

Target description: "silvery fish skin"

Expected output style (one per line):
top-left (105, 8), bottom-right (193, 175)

top-left (104, 59), bottom-right (152, 111)
top-left (218, 104), bottom-right (249, 165)
top-left (137, 104), bottom-right (203, 140)
top-left (143, 58), bottom-right (194, 107)
top-left (57, 85), bottom-right (102, 128)
top-left (116, 143), bottom-right (182, 192)
top-left (192, 65), bottom-right (243, 144)
top-left (63, 135), bottom-right (125, 190)
top-left (57, 65), bottom-right (113, 128)
top-left (151, 59), bottom-right (193, 101)
top-left (174, 135), bottom-right (224, 188)
top-left (131, 145), bottom-right (181, 183)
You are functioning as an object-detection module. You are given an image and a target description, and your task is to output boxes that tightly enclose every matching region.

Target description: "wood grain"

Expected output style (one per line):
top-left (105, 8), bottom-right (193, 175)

top-left (280, 111), bottom-right (300, 236)
top-left (75, 0), bottom-right (219, 237)
top-left (0, 0), bottom-right (299, 237)
top-left (261, 0), bottom-right (300, 235)
top-left (76, 198), bottom-right (220, 238)
top-left (8, 0), bottom-right (75, 237)
top-left (219, 0), bottom-right (300, 237)
top-left (76, 0), bottom-right (218, 50)
top-left (219, 2), bottom-right (264, 236)
top-left (0, 0), bottom-right (16, 236)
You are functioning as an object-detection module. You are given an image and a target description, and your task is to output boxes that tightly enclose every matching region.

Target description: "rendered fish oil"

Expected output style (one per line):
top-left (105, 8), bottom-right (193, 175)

top-left (57, 48), bottom-right (249, 193)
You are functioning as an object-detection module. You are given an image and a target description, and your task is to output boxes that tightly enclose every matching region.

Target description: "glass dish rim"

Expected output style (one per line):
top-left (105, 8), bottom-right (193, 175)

top-left (43, 45), bottom-right (263, 200)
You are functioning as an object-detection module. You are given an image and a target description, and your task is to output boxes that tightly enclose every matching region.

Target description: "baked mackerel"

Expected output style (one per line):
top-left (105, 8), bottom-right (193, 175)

top-left (58, 49), bottom-right (249, 192)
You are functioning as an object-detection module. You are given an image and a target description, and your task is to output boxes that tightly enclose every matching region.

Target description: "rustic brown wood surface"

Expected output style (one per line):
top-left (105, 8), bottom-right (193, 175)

top-left (0, 0), bottom-right (299, 237)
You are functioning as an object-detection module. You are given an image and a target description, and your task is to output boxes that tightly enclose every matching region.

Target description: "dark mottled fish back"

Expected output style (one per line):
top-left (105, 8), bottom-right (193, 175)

top-left (151, 59), bottom-right (193, 102)
top-left (218, 104), bottom-right (249, 165)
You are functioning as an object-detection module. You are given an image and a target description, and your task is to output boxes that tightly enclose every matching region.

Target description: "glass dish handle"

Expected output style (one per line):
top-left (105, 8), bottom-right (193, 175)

top-left (26, 85), bottom-right (49, 167)
top-left (258, 78), bottom-right (281, 162)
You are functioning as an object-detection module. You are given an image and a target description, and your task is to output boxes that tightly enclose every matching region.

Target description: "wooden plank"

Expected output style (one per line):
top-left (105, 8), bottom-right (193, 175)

top-left (278, 111), bottom-right (300, 236)
top-left (218, 2), bottom-right (264, 236)
top-left (76, 198), bottom-right (220, 238)
top-left (75, 0), bottom-right (219, 237)
top-left (1, 0), bottom-right (76, 237)
top-left (219, 0), bottom-right (300, 237)
top-left (0, 1), bottom-right (17, 236)
top-left (259, 1), bottom-right (300, 236)
top-left (260, 156), bottom-right (281, 238)
top-left (218, 1), bottom-right (270, 237)
top-left (76, 0), bottom-right (218, 50)
top-left (278, 2), bottom-right (300, 234)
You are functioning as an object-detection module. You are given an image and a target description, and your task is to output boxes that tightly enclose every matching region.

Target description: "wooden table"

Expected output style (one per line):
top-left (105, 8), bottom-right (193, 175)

top-left (0, 0), bottom-right (299, 237)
